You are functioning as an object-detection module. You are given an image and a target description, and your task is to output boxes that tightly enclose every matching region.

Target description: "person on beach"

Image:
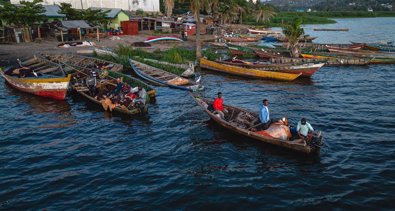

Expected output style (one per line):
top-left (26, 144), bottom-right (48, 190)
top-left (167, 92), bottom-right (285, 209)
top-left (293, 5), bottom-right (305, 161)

top-left (213, 92), bottom-right (227, 119)
top-left (259, 99), bottom-right (271, 129)
top-left (297, 118), bottom-right (314, 142)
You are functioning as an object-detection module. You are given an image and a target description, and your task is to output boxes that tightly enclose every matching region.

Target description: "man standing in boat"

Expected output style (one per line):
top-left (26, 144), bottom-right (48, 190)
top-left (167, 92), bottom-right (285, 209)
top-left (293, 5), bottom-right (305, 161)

top-left (259, 99), bottom-right (270, 129)
top-left (213, 92), bottom-right (227, 119)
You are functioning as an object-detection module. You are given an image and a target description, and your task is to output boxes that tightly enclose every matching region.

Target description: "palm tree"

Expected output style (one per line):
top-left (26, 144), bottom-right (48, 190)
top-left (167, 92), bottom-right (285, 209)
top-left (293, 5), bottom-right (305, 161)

top-left (282, 18), bottom-right (304, 58)
top-left (255, 5), bottom-right (276, 23)
top-left (164, 0), bottom-right (175, 17)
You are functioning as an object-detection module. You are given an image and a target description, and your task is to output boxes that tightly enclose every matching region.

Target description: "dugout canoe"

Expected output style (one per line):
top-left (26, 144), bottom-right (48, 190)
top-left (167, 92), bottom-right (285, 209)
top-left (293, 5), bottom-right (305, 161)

top-left (224, 36), bottom-right (261, 42)
top-left (215, 59), bottom-right (324, 78)
top-left (280, 55), bottom-right (371, 66)
top-left (200, 58), bottom-right (302, 81)
top-left (191, 95), bottom-right (323, 154)
top-left (128, 58), bottom-right (204, 92)
top-left (39, 53), bottom-right (156, 100)
top-left (0, 56), bottom-right (71, 100)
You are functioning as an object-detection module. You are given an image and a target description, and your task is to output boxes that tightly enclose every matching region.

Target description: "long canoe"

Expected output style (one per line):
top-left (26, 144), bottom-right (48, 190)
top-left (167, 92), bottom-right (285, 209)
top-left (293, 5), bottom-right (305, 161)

top-left (0, 56), bottom-right (71, 100)
top-left (215, 60), bottom-right (324, 78)
top-left (224, 36), bottom-right (261, 42)
top-left (39, 53), bottom-right (156, 100)
top-left (279, 55), bottom-right (371, 66)
top-left (200, 58), bottom-right (301, 81)
top-left (128, 58), bottom-right (203, 92)
top-left (191, 95), bottom-right (323, 154)
top-left (302, 52), bottom-right (395, 65)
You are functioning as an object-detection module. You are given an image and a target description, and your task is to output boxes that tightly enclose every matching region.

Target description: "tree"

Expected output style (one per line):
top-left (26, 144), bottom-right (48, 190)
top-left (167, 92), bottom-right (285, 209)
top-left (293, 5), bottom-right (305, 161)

top-left (255, 4), bottom-right (276, 23)
top-left (0, 0), bottom-right (45, 42)
top-left (83, 8), bottom-right (110, 27)
top-left (164, 0), bottom-right (175, 17)
top-left (59, 3), bottom-right (82, 20)
top-left (282, 18), bottom-right (304, 58)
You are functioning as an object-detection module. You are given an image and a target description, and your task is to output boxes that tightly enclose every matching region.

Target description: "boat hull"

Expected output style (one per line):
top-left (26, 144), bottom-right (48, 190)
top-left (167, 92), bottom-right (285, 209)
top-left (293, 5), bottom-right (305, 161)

top-left (191, 95), bottom-right (321, 154)
top-left (200, 58), bottom-right (301, 81)
top-left (216, 60), bottom-right (323, 77)
top-left (1, 71), bottom-right (71, 100)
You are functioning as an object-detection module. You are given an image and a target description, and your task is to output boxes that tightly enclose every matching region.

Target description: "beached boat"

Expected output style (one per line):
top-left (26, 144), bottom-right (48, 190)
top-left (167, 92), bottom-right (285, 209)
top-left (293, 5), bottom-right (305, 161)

top-left (302, 52), bottom-right (395, 65)
top-left (128, 58), bottom-right (203, 92)
top-left (144, 36), bottom-right (183, 43)
top-left (0, 56), bottom-right (71, 100)
top-left (200, 58), bottom-right (301, 81)
top-left (277, 35), bottom-right (317, 43)
top-left (39, 54), bottom-right (157, 100)
top-left (191, 95), bottom-right (323, 154)
top-left (313, 28), bottom-right (349, 31)
top-left (224, 36), bottom-right (261, 43)
top-left (275, 55), bottom-right (371, 66)
top-left (248, 29), bottom-right (281, 35)
top-left (215, 59), bottom-right (324, 78)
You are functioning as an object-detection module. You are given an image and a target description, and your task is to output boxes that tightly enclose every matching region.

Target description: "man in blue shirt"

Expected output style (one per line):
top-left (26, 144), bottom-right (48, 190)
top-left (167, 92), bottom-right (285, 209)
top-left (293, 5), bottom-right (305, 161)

top-left (259, 99), bottom-right (271, 129)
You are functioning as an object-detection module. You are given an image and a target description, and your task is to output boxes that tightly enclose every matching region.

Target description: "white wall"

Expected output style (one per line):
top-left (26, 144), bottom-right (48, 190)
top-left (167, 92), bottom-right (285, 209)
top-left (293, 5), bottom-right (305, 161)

top-left (10, 0), bottom-right (160, 12)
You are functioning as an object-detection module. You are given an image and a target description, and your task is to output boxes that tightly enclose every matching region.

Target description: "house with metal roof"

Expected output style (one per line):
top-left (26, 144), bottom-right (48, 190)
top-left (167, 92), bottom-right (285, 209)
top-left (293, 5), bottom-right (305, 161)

top-left (90, 7), bottom-right (130, 29)
top-left (42, 5), bottom-right (66, 21)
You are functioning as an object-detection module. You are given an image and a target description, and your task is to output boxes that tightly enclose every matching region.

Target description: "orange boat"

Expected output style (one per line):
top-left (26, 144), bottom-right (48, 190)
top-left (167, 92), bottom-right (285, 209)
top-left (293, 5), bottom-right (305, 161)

top-left (0, 56), bottom-right (71, 100)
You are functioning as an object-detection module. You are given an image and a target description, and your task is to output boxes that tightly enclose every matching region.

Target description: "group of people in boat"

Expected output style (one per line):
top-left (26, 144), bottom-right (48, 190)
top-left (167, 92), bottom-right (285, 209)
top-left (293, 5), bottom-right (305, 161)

top-left (77, 68), bottom-right (147, 112)
top-left (212, 92), bottom-right (315, 145)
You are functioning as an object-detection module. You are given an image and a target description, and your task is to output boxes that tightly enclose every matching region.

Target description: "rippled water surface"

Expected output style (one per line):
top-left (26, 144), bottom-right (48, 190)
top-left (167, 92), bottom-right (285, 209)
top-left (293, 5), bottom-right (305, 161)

top-left (1, 18), bottom-right (395, 209)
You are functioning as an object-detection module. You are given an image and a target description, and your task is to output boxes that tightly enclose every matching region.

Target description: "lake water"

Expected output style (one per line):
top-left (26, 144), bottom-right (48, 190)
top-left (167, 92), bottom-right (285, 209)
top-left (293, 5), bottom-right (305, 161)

top-left (1, 18), bottom-right (395, 209)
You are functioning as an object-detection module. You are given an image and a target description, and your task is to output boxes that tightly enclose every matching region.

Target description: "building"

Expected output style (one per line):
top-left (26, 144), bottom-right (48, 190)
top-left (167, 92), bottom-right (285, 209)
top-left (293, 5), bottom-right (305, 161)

top-left (10, 0), bottom-right (160, 12)
top-left (90, 8), bottom-right (130, 29)
top-left (42, 5), bottom-right (66, 21)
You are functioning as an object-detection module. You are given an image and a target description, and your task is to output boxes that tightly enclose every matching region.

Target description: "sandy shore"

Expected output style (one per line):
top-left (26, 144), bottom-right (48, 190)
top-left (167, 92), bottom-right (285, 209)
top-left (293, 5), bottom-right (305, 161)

top-left (0, 32), bottom-right (213, 67)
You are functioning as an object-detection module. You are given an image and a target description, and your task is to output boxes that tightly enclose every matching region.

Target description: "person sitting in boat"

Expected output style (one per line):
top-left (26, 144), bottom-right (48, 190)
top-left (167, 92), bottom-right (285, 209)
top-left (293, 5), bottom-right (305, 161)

top-left (297, 118), bottom-right (314, 142)
top-left (133, 87), bottom-right (147, 105)
top-left (213, 92), bottom-right (228, 119)
top-left (86, 69), bottom-right (98, 96)
top-left (257, 117), bottom-right (292, 141)
top-left (111, 78), bottom-right (123, 96)
top-left (259, 99), bottom-right (271, 129)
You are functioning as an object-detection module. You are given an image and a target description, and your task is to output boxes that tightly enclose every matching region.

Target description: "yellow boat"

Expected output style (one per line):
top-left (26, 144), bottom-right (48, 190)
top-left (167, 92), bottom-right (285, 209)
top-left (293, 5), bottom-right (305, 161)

top-left (200, 58), bottom-right (302, 81)
top-left (301, 53), bottom-right (331, 59)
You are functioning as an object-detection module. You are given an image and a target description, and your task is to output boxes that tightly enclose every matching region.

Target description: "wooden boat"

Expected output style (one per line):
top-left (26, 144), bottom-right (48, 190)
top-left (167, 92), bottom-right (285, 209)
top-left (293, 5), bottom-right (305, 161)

top-left (326, 45), bottom-right (364, 52)
top-left (302, 52), bottom-right (395, 64)
top-left (0, 56), bottom-right (71, 100)
top-left (254, 49), bottom-right (284, 59)
top-left (274, 55), bottom-right (371, 66)
top-left (200, 58), bottom-right (301, 81)
top-left (215, 59), bottom-right (324, 78)
top-left (133, 57), bottom-right (195, 78)
top-left (72, 79), bottom-right (149, 116)
top-left (191, 95), bottom-right (323, 154)
top-left (145, 36), bottom-right (183, 43)
top-left (128, 58), bottom-right (204, 92)
top-left (313, 28), bottom-right (349, 31)
top-left (39, 54), bottom-right (157, 100)
top-left (248, 28), bottom-right (281, 35)
top-left (224, 36), bottom-right (261, 43)
top-left (277, 35), bottom-right (317, 43)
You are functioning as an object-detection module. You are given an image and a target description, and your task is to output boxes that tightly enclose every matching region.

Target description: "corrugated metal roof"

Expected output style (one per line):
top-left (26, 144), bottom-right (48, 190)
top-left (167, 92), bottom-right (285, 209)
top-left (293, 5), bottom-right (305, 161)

top-left (61, 20), bottom-right (93, 29)
top-left (42, 5), bottom-right (65, 18)
top-left (89, 7), bottom-right (125, 19)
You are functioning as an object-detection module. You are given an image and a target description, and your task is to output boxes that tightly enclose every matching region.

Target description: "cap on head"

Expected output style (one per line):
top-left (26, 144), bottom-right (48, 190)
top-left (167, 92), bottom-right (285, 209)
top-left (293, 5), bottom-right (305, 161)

top-left (301, 118), bottom-right (306, 125)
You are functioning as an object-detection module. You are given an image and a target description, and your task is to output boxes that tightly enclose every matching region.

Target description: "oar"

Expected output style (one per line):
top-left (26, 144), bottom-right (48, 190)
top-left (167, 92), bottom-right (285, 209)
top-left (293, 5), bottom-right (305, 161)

top-left (246, 121), bottom-right (264, 131)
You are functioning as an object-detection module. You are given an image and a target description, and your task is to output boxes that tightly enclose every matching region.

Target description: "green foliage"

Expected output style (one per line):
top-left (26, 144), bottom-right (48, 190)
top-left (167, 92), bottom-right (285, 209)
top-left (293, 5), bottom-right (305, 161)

top-left (163, 47), bottom-right (195, 63)
top-left (59, 3), bottom-right (82, 20)
top-left (203, 48), bottom-right (220, 61)
top-left (83, 8), bottom-right (110, 26)
top-left (0, 0), bottom-right (45, 26)
top-left (136, 9), bottom-right (145, 16)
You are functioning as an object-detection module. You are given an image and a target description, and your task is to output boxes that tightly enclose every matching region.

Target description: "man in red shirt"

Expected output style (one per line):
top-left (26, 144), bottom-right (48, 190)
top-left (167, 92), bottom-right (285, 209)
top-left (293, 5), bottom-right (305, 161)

top-left (213, 92), bottom-right (227, 119)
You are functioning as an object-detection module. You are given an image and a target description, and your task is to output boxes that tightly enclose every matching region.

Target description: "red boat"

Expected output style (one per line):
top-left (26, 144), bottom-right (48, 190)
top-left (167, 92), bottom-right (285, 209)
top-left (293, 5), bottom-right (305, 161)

top-left (0, 56), bottom-right (71, 100)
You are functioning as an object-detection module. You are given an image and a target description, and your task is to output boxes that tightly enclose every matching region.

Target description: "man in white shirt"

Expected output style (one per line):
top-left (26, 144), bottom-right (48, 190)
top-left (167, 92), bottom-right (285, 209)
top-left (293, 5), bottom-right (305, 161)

top-left (297, 118), bottom-right (314, 140)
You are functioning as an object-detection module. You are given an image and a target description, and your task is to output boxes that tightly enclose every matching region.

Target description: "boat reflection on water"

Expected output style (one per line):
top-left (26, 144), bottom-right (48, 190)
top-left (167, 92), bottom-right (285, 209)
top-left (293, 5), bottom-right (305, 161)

top-left (4, 82), bottom-right (76, 128)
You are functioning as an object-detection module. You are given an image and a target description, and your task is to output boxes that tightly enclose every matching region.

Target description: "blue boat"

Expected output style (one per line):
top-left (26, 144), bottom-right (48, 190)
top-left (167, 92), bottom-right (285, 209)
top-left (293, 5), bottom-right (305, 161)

top-left (128, 58), bottom-right (203, 92)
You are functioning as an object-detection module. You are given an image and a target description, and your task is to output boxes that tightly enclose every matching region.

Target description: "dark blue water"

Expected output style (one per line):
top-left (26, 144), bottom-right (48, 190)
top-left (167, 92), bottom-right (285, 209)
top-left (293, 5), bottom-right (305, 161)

top-left (1, 18), bottom-right (395, 209)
